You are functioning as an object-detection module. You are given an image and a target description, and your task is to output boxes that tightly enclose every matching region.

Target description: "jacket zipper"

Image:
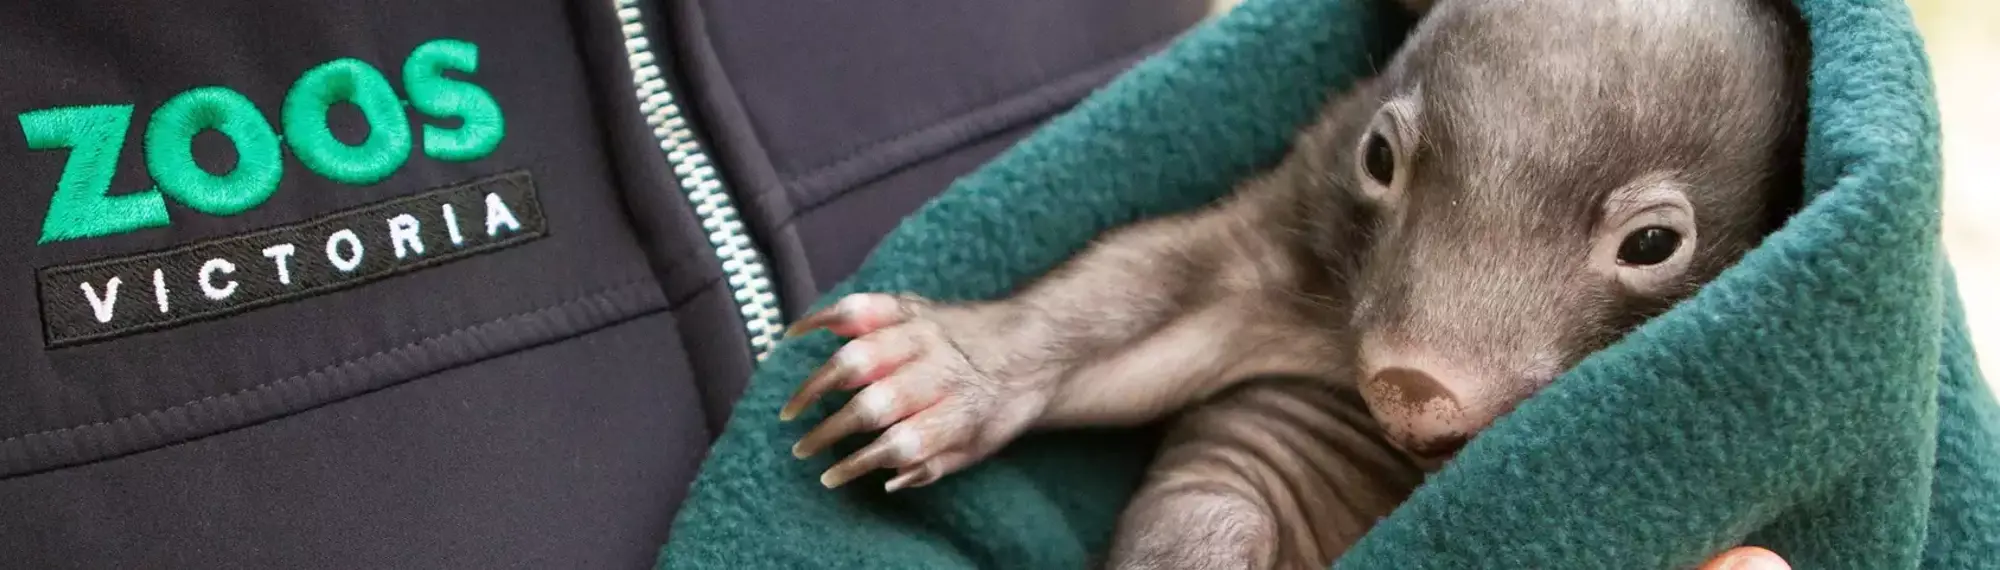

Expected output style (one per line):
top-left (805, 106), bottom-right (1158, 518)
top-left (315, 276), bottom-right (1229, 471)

top-left (613, 0), bottom-right (785, 360)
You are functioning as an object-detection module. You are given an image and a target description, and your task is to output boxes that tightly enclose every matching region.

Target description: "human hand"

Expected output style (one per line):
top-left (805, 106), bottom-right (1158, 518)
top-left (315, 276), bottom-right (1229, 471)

top-left (1697, 546), bottom-right (1789, 570)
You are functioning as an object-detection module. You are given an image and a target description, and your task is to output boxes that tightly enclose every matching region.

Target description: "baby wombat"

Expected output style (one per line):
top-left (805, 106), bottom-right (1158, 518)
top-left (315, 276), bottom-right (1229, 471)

top-left (780, 0), bottom-right (1809, 567)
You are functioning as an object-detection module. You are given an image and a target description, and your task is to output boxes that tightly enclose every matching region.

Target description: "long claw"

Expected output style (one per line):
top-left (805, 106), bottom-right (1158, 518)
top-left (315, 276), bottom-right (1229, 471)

top-left (781, 353), bottom-right (858, 421)
top-left (780, 323), bottom-right (930, 422)
top-left (883, 465), bottom-right (932, 493)
top-left (793, 378), bottom-right (939, 458)
top-left (793, 400), bottom-right (874, 459)
top-left (784, 300), bottom-right (848, 338)
top-left (820, 428), bottom-right (922, 489)
top-left (796, 293), bottom-right (922, 338)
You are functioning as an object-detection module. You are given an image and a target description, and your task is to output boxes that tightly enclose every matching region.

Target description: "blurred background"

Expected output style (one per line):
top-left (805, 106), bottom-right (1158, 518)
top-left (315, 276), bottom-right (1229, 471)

top-left (1206, 0), bottom-right (1999, 396)
top-left (1909, 0), bottom-right (2000, 397)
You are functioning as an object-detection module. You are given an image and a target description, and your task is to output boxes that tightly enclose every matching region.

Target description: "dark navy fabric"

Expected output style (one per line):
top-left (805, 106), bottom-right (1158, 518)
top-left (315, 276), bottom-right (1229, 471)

top-left (0, 0), bottom-right (1204, 567)
top-left (661, 0), bottom-right (1206, 314)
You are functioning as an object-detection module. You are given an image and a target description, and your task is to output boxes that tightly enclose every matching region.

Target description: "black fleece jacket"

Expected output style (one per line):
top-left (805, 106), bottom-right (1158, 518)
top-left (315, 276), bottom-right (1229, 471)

top-left (0, 1), bottom-right (1207, 567)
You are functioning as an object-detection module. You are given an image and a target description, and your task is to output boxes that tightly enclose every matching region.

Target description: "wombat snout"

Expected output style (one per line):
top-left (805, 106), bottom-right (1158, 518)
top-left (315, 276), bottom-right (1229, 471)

top-left (1360, 367), bottom-right (1468, 457)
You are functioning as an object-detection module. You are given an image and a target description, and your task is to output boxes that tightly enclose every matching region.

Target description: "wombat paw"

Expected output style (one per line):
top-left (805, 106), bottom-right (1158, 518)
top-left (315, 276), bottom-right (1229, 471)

top-left (779, 293), bottom-right (1044, 492)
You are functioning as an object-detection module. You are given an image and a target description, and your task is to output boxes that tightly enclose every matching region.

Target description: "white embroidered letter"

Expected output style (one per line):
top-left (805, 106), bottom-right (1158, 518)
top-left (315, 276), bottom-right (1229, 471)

top-left (484, 192), bottom-right (521, 237)
top-left (79, 277), bottom-right (122, 324)
top-left (262, 244), bottom-right (298, 285)
top-left (388, 214), bottom-right (425, 259)
top-left (441, 203), bottom-right (465, 246)
top-left (326, 229), bottom-right (365, 272)
top-left (199, 258), bottom-right (238, 301)
top-left (152, 269), bottom-right (170, 313)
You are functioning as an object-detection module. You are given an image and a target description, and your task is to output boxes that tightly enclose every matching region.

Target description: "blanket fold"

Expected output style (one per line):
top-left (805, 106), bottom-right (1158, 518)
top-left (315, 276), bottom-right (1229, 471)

top-left (658, 0), bottom-right (2000, 568)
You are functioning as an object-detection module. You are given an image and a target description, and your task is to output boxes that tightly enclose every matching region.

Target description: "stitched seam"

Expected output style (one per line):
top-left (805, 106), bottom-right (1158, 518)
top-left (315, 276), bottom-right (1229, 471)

top-left (774, 32), bottom-right (1179, 218)
top-left (782, 26), bottom-right (1186, 184)
top-left (772, 100), bottom-right (1066, 228)
top-left (4, 278), bottom-right (661, 443)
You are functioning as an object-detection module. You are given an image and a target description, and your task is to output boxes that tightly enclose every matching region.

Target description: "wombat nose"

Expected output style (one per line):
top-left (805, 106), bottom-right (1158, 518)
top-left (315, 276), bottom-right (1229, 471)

top-left (1368, 368), bottom-right (1457, 410)
top-left (1405, 432), bottom-right (1469, 458)
top-left (1361, 367), bottom-right (1473, 459)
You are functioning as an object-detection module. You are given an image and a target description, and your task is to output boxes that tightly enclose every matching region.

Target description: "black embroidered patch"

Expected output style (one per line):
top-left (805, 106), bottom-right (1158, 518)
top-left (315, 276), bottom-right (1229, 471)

top-left (37, 169), bottom-right (547, 348)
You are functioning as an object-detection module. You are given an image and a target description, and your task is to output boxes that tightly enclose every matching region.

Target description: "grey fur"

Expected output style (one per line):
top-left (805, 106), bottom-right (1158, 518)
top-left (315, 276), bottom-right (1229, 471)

top-left (782, 0), bottom-right (1809, 567)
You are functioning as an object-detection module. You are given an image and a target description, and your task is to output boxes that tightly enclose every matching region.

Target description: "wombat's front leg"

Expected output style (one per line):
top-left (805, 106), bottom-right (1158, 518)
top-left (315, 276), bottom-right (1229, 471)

top-left (781, 174), bottom-right (1349, 491)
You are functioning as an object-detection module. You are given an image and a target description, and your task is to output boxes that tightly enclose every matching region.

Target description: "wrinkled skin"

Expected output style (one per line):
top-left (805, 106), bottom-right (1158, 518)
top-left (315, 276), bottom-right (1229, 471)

top-left (782, 0), bottom-right (1809, 568)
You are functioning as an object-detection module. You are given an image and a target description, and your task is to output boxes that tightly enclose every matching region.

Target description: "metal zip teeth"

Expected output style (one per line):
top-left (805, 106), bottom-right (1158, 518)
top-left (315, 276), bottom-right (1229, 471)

top-left (614, 0), bottom-right (785, 360)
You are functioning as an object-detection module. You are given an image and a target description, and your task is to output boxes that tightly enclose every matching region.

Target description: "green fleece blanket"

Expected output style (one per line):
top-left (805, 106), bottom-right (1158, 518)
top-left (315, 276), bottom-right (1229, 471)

top-left (657, 0), bottom-right (2000, 567)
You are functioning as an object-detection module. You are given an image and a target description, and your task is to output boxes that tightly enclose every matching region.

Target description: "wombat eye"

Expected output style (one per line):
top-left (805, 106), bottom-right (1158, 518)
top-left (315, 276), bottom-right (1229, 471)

top-left (1363, 132), bottom-right (1395, 186)
top-left (1616, 226), bottom-right (1681, 266)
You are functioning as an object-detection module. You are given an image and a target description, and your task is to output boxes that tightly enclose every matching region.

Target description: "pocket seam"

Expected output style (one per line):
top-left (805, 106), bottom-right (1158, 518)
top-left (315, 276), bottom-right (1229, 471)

top-left (778, 32), bottom-right (1183, 212)
top-left (0, 278), bottom-right (669, 477)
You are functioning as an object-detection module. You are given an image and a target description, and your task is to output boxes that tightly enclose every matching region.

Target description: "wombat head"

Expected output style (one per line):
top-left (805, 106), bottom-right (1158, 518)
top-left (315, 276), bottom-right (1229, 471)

top-left (1311, 0), bottom-right (1808, 462)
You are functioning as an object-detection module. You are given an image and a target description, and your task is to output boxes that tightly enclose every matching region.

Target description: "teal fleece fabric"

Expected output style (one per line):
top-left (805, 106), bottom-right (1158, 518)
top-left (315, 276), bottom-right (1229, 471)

top-left (658, 0), bottom-right (2000, 567)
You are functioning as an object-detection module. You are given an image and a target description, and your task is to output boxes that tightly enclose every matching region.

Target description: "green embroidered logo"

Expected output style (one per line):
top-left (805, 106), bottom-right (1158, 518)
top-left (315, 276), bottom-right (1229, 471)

top-left (18, 38), bottom-right (505, 245)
